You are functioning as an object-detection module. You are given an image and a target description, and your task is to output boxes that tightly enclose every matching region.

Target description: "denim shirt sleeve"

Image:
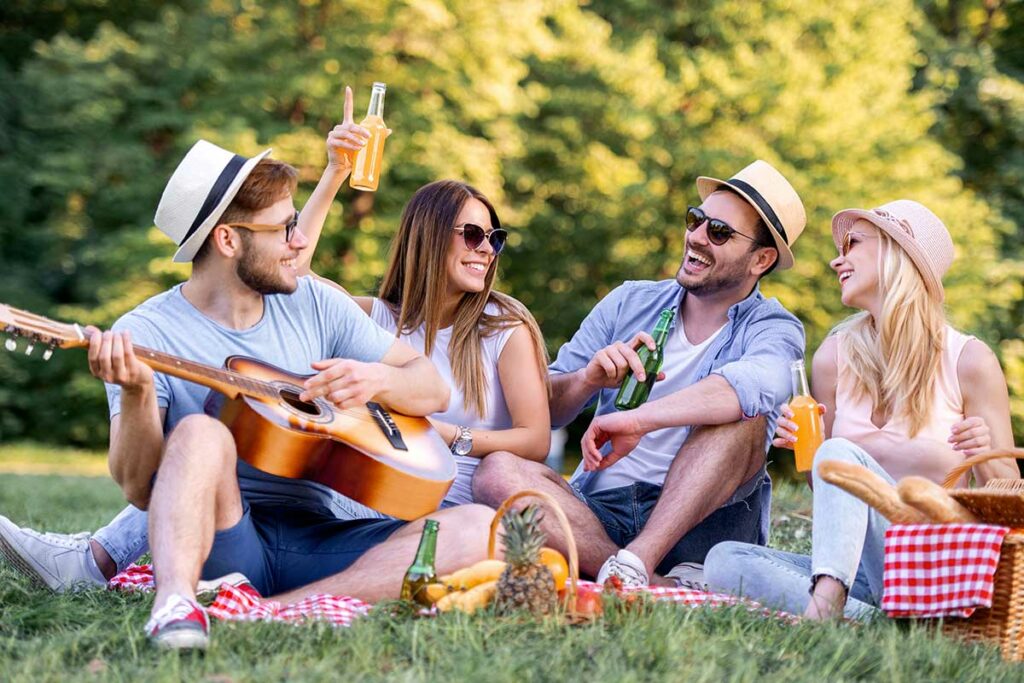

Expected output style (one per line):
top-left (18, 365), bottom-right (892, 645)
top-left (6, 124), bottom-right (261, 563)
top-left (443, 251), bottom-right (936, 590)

top-left (711, 307), bottom-right (805, 419)
top-left (548, 284), bottom-right (633, 426)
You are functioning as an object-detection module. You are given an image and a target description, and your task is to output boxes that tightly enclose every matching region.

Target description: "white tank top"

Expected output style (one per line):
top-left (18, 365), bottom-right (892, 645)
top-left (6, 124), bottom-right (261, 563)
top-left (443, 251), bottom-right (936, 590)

top-left (371, 298), bottom-right (516, 505)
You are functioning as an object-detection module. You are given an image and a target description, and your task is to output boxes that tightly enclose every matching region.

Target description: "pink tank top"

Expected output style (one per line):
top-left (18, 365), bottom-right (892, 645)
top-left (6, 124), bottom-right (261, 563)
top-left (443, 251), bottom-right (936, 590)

top-left (832, 325), bottom-right (974, 444)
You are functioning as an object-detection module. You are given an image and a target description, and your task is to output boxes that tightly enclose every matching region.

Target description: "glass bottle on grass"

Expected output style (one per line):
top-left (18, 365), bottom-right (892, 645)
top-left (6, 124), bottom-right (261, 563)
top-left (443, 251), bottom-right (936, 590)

top-left (614, 307), bottom-right (675, 411)
top-left (400, 518), bottom-right (439, 606)
top-left (350, 82), bottom-right (388, 192)
top-left (789, 360), bottom-right (824, 472)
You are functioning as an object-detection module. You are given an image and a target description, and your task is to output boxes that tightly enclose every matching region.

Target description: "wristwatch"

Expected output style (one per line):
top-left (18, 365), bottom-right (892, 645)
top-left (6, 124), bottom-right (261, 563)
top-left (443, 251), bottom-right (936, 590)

top-left (451, 426), bottom-right (473, 456)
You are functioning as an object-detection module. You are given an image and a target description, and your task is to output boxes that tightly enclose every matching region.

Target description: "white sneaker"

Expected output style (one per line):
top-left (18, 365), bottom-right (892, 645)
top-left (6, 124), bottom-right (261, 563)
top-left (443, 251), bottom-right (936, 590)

top-left (0, 515), bottom-right (105, 592)
top-left (665, 561), bottom-right (708, 591)
top-left (596, 549), bottom-right (649, 588)
top-left (145, 594), bottom-right (210, 651)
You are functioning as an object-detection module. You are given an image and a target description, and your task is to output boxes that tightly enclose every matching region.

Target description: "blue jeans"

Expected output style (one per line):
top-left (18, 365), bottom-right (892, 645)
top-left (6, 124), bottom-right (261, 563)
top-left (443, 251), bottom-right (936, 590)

top-left (703, 438), bottom-right (892, 619)
top-left (573, 468), bottom-right (770, 575)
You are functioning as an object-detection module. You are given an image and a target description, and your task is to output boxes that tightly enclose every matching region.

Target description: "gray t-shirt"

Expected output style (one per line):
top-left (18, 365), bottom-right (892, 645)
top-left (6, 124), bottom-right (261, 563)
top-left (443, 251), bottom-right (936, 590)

top-left (105, 276), bottom-right (396, 508)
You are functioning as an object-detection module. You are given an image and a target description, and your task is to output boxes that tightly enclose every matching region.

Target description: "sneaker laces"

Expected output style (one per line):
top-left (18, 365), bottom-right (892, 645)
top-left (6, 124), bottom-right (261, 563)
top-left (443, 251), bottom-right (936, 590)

top-left (598, 549), bottom-right (649, 588)
top-left (665, 561), bottom-right (708, 591)
top-left (18, 526), bottom-right (89, 550)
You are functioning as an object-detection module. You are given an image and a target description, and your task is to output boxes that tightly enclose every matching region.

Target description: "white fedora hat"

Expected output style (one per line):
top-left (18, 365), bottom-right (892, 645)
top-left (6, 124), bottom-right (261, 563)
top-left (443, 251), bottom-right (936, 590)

top-left (696, 160), bottom-right (807, 270)
top-left (154, 140), bottom-right (271, 263)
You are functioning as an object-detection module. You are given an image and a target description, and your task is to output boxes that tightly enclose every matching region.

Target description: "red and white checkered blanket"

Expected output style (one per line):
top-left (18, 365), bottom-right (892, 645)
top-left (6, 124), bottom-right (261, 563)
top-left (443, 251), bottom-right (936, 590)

top-left (108, 564), bottom-right (797, 626)
top-left (882, 523), bottom-right (1010, 618)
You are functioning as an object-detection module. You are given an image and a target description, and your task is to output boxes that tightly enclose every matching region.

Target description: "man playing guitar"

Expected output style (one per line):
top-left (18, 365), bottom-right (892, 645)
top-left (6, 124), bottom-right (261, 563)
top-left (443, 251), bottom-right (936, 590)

top-left (87, 138), bottom-right (494, 651)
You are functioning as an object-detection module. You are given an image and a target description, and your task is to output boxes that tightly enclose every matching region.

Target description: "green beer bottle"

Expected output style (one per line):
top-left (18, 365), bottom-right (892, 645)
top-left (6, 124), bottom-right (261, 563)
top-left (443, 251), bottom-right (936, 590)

top-left (400, 519), bottom-right (439, 606)
top-left (614, 307), bottom-right (675, 411)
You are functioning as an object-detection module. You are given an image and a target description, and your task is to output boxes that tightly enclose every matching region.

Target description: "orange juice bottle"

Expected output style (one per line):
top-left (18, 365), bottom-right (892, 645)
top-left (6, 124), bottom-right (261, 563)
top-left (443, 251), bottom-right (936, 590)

top-left (790, 360), bottom-right (824, 472)
top-left (350, 82), bottom-right (388, 192)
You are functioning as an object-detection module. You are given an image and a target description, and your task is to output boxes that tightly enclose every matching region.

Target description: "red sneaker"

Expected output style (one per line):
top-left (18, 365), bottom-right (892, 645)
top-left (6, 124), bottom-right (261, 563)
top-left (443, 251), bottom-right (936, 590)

top-left (145, 594), bottom-right (210, 651)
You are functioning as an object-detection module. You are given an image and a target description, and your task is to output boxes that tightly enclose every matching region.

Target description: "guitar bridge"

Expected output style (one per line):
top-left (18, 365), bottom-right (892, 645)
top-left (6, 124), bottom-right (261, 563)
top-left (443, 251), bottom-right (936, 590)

top-left (367, 402), bottom-right (408, 451)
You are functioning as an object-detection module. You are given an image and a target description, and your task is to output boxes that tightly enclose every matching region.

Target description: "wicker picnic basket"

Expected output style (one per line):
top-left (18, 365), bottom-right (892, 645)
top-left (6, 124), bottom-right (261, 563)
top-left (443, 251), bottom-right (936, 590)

top-left (935, 450), bottom-right (1024, 660)
top-left (485, 489), bottom-right (587, 621)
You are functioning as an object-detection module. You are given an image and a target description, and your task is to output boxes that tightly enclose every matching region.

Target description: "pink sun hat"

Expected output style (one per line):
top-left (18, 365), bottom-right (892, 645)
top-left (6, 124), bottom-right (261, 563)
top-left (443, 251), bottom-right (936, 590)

top-left (831, 199), bottom-right (954, 302)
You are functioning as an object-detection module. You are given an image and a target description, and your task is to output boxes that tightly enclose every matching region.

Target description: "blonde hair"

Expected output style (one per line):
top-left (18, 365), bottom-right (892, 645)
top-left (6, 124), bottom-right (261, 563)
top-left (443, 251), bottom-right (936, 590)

top-left (833, 230), bottom-right (945, 437)
top-left (378, 180), bottom-right (550, 418)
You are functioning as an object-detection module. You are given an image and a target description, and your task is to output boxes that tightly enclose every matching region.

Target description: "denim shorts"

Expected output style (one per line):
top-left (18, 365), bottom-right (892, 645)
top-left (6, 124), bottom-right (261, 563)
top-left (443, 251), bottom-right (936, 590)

top-left (201, 500), bottom-right (405, 597)
top-left (573, 476), bottom-right (767, 575)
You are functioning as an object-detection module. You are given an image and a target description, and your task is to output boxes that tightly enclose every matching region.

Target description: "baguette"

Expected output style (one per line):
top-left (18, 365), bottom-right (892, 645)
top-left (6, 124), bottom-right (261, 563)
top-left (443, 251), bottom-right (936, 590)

top-left (897, 476), bottom-right (979, 523)
top-left (818, 460), bottom-right (929, 523)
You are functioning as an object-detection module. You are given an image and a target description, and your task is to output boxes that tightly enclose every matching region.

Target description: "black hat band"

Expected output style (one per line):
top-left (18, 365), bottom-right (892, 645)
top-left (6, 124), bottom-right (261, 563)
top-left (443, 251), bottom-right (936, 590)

top-left (180, 154), bottom-right (247, 246)
top-left (728, 178), bottom-right (789, 245)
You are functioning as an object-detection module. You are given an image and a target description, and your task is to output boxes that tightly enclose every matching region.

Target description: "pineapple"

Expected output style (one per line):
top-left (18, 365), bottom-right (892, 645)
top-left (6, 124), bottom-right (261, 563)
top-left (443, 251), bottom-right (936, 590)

top-left (494, 505), bottom-right (558, 616)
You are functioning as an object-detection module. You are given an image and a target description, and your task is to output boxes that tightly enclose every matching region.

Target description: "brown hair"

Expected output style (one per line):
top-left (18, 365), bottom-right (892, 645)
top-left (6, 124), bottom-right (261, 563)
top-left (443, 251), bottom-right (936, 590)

top-left (193, 158), bottom-right (298, 263)
top-left (377, 180), bottom-right (550, 417)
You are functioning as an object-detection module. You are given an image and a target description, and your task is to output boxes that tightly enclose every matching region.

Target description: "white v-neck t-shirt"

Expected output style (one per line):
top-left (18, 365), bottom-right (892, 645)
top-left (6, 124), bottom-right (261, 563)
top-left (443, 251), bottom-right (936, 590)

top-left (577, 312), bottom-right (726, 493)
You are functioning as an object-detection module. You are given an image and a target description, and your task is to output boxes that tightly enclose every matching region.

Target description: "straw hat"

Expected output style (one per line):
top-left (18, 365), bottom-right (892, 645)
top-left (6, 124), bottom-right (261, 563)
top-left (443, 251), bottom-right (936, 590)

top-left (831, 200), bottom-right (954, 302)
top-left (154, 140), bottom-right (271, 263)
top-left (696, 160), bottom-right (807, 270)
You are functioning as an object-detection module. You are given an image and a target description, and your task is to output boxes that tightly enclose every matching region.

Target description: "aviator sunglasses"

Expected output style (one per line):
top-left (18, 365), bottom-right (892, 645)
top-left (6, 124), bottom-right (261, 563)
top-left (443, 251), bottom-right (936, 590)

top-left (226, 211), bottom-right (300, 242)
top-left (839, 230), bottom-right (876, 257)
top-left (685, 206), bottom-right (757, 246)
top-left (453, 223), bottom-right (508, 255)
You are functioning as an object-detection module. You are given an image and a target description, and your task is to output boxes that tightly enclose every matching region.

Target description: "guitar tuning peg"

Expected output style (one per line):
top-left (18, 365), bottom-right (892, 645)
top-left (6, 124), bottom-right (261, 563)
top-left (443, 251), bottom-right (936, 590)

top-left (43, 347), bottom-right (54, 361)
top-left (24, 343), bottom-right (35, 355)
top-left (4, 338), bottom-right (15, 352)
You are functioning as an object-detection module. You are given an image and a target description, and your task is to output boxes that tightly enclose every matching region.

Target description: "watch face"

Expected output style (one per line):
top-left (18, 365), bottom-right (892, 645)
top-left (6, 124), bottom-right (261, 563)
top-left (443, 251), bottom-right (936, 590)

top-left (452, 428), bottom-right (472, 456)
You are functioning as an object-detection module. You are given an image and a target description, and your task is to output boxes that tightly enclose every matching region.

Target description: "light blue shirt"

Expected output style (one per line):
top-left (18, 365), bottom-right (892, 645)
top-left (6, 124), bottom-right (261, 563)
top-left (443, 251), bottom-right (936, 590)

top-left (105, 276), bottom-right (397, 507)
top-left (551, 279), bottom-right (804, 500)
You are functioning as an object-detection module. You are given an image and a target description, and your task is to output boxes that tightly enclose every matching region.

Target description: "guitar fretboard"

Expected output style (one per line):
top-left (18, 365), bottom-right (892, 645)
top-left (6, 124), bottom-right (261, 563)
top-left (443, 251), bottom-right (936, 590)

top-left (133, 346), bottom-right (282, 400)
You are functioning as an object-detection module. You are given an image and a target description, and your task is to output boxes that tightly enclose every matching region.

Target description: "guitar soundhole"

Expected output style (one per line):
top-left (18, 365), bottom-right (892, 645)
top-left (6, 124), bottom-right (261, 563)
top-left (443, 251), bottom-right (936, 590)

top-left (279, 389), bottom-right (322, 417)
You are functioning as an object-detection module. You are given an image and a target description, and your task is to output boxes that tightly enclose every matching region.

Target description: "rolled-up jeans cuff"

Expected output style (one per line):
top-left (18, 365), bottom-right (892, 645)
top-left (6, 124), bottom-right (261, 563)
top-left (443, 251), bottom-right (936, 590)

top-left (809, 568), bottom-right (851, 594)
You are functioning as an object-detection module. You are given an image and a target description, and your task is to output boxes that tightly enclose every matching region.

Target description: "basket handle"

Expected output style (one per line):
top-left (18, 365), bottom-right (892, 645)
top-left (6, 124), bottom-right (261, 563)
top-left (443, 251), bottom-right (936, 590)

top-left (941, 448), bottom-right (1024, 489)
top-left (487, 489), bottom-right (580, 614)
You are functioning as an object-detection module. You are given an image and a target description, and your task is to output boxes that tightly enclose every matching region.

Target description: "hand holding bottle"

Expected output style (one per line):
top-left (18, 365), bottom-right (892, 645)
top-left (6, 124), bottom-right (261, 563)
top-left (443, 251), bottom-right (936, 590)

top-left (325, 86), bottom-right (372, 173)
top-left (772, 402), bottom-right (827, 450)
top-left (786, 360), bottom-right (825, 472)
top-left (582, 331), bottom-right (664, 391)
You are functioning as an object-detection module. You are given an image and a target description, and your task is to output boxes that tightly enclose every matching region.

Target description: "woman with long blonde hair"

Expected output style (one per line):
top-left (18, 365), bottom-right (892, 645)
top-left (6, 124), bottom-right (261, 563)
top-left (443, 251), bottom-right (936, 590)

top-left (704, 200), bottom-right (1017, 620)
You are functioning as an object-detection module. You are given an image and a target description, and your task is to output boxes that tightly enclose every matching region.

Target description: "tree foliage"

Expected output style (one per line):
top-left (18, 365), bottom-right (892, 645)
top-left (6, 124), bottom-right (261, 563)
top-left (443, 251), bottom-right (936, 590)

top-left (0, 0), bottom-right (1021, 447)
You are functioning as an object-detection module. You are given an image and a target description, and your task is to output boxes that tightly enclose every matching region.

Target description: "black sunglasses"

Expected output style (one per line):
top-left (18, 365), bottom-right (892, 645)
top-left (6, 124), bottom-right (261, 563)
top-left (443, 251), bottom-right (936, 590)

top-left (685, 206), bottom-right (756, 246)
top-left (453, 223), bottom-right (508, 255)
top-left (227, 211), bottom-right (300, 242)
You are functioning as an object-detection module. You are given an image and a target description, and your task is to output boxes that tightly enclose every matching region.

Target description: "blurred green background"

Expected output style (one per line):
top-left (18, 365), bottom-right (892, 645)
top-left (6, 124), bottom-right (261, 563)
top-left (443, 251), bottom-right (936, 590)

top-left (1, 0), bottom-right (1023, 473)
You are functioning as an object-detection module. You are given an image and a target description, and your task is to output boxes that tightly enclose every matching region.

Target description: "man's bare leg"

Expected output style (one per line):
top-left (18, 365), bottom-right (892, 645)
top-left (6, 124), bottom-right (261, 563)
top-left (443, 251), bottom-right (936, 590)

top-left (625, 417), bottom-right (766, 581)
top-left (149, 415), bottom-right (244, 612)
top-left (271, 503), bottom-right (495, 604)
top-left (472, 451), bottom-right (619, 577)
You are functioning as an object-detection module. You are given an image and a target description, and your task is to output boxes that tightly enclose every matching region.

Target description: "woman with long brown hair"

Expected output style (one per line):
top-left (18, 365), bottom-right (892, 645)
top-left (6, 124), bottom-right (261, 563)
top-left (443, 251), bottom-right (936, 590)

top-left (704, 199), bottom-right (1017, 620)
top-left (300, 178), bottom-right (551, 507)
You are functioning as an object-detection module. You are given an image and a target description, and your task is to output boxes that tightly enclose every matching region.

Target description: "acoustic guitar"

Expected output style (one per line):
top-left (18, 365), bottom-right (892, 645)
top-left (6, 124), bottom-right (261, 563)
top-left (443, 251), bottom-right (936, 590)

top-left (0, 303), bottom-right (456, 520)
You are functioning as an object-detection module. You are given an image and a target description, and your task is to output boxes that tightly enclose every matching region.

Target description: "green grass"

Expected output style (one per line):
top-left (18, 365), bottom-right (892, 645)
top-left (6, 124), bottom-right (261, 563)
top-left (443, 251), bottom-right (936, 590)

top-left (1, 449), bottom-right (1022, 681)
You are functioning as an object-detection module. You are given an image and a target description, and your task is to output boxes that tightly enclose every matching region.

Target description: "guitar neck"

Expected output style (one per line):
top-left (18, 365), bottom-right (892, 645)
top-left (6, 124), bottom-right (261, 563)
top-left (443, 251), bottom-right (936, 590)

top-left (131, 346), bottom-right (278, 401)
top-left (0, 302), bottom-right (282, 402)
